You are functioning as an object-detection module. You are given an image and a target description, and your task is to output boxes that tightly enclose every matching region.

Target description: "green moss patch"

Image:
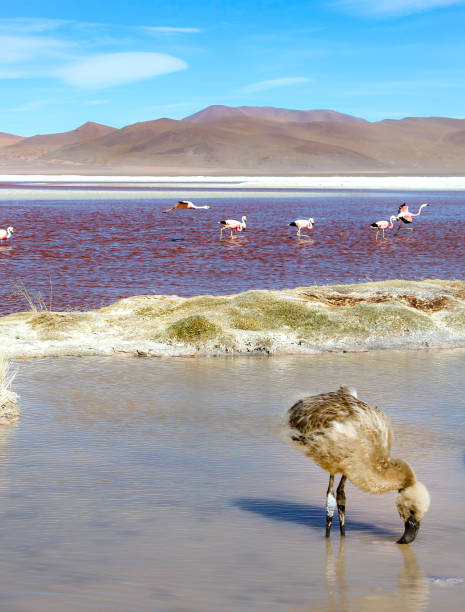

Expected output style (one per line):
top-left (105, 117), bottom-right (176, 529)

top-left (167, 315), bottom-right (222, 344)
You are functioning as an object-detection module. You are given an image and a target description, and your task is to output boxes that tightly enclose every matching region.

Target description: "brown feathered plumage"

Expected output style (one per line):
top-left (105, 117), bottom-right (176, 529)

top-left (285, 386), bottom-right (430, 543)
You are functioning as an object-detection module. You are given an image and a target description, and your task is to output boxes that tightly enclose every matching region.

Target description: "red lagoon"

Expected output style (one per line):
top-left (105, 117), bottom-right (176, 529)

top-left (0, 192), bottom-right (464, 315)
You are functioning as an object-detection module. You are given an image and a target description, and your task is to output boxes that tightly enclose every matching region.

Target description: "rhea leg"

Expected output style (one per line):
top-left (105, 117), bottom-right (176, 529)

top-left (326, 474), bottom-right (336, 537)
top-left (336, 475), bottom-right (347, 536)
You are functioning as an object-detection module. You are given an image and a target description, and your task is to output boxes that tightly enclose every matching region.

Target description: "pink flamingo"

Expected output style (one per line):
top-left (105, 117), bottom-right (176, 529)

top-left (0, 226), bottom-right (14, 246)
top-left (219, 216), bottom-right (247, 239)
top-left (163, 200), bottom-right (211, 213)
top-left (289, 217), bottom-right (315, 238)
top-left (370, 215), bottom-right (397, 241)
top-left (396, 203), bottom-right (429, 231)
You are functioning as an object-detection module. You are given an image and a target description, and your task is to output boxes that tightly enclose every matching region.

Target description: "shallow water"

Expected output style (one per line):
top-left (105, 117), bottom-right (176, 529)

top-left (3, 349), bottom-right (464, 610)
top-left (1, 190), bottom-right (464, 315)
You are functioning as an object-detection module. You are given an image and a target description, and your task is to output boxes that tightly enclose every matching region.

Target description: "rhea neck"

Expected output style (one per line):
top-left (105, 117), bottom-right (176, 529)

top-left (349, 457), bottom-right (416, 495)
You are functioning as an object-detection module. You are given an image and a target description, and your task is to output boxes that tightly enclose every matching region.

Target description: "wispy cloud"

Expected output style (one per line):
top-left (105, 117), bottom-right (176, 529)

top-left (6, 100), bottom-right (50, 112)
top-left (335, 0), bottom-right (465, 17)
top-left (86, 99), bottom-right (110, 105)
top-left (143, 26), bottom-right (202, 33)
top-left (242, 77), bottom-right (310, 93)
top-left (0, 18), bottom-right (69, 33)
top-left (0, 34), bottom-right (70, 64)
top-left (57, 51), bottom-right (187, 88)
top-left (0, 68), bottom-right (25, 78)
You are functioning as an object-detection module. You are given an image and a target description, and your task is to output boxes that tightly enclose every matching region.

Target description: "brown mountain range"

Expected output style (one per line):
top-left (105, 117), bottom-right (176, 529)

top-left (0, 106), bottom-right (464, 174)
top-left (0, 121), bottom-right (117, 161)
top-left (0, 131), bottom-right (23, 147)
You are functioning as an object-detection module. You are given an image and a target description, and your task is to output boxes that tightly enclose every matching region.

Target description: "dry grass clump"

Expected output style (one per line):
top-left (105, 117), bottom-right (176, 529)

top-left (13, 279), bottom-right (52, 312)
top-left (228, 309), bottom-right (265, 331)
top-left (440, 308), bottom-right (465, 333)
top-left (167, 315), bottom-right (222, 344)
top-left (135, 305), bottom-right (165, 319)
top-left (0, 356), bottom-right (20, 423)
top-left (28, 312), bottom-right (87, 340)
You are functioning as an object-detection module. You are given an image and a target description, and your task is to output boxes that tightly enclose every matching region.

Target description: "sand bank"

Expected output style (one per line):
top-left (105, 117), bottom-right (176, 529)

top-left (3, 279), bottom-right (465, 359)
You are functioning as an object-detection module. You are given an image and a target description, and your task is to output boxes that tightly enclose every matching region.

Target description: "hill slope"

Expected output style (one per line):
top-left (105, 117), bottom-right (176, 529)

top-left (1, 122), bottom-right (117, 160)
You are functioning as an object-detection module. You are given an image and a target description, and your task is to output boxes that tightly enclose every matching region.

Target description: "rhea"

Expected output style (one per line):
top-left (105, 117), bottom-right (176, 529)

top-left (0, 226), bottom-right (14, 246)
top-left (162, 200), bottom-right (211, 213)
top-left (285, 386), bottom-right (430, 544)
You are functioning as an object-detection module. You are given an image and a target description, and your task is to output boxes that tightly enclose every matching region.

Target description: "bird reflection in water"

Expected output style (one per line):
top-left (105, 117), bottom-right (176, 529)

top-left (325, 539), bottom-right (429, 612)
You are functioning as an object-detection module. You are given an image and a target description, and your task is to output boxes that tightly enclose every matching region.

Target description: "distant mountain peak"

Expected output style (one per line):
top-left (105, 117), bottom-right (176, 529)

top-left (183, 105), bottom-right (367, 124)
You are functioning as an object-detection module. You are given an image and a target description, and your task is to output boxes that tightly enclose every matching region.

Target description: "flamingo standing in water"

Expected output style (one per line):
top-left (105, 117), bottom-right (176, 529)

top-left (370, 215), bottom-right (398, 241)
top-left (0, 226), bottom-right (14, 246)
top-left (219, 216), bottom-right (247, 239)
top-left (289, 218), bottom-right (315, 238)
top-left (396, 203), bottom-right (429, 232)
top-left (163, 200), bottom-right (211, 213)
top-left (285, 386), bottom-right (431, 543)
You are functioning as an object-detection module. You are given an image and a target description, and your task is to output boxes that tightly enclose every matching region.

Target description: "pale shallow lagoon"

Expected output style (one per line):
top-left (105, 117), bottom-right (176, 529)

top-left (2, 349), bottom-right (464, 611)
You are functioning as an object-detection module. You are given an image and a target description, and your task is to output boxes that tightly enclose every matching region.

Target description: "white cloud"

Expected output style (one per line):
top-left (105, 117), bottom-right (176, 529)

top-left (242, 77), bottom-right (310, 93)
top-left (143, 26), bottom-right (202, 33)
top-left (86, 99), bottom-right (110, 105)
top-left (57, 52), bottom-right (187, 88)
top-left (335, 0), bottom-right (465, 17)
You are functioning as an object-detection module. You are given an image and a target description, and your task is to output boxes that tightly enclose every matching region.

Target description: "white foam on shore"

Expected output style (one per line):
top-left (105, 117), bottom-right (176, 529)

top-left (0, 175), bottom-right (465, 190)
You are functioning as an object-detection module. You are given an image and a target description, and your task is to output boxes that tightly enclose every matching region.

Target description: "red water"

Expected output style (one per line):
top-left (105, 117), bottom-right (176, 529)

top-left (0, 191), bottom-right (464, 315)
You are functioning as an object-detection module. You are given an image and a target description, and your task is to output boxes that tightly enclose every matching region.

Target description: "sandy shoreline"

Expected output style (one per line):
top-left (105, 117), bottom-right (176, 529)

top-left (1, 174), bottom-right (465, 190)
top-left (3, 279), bottom-right (465, 359)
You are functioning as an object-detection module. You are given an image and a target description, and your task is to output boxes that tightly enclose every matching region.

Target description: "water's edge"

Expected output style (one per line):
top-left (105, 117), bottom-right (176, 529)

top-left (3, 279), bottom-right (465, 359)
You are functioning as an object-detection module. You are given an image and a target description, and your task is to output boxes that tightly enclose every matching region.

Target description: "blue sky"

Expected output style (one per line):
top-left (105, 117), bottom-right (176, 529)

top-left (1, 0), bottom-right (464, 135)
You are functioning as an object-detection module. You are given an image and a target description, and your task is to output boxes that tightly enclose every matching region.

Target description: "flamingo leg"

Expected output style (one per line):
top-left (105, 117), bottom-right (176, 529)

top-left (336, 476), bottom-right (347, 536)
top-left (375, 230), bottom-right (379, 241)
top-left (382, 228), bottom-right (386, 240)
top-left (326, 474), bottom-right (336, 537)
top-left (297, 228), bottom-right (301, 237)
top-left (220, 227), bottom-right (225, 239)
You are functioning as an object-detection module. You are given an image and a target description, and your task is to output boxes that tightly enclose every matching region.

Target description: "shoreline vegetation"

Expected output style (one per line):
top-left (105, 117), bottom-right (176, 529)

top-left (3, 279), bottom-right (465, 359)
top-left (0, 356), bottom-right (20, 423)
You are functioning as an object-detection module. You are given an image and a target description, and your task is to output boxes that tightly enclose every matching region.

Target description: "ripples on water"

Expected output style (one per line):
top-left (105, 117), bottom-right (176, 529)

top-left (0, 352), bottom-right (463, 610)
top-left (0, 190), bottom-right (464, 314)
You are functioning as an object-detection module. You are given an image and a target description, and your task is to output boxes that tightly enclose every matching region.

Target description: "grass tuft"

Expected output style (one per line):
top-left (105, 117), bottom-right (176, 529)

top-left (0, 356), bottom-right (18, 407)
top-left (167, 315), bottom-right (222, 344)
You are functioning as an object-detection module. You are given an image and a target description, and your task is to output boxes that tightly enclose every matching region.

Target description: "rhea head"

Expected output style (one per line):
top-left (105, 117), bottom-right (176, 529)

top-left (396, 481), bottom-right (430, 544)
